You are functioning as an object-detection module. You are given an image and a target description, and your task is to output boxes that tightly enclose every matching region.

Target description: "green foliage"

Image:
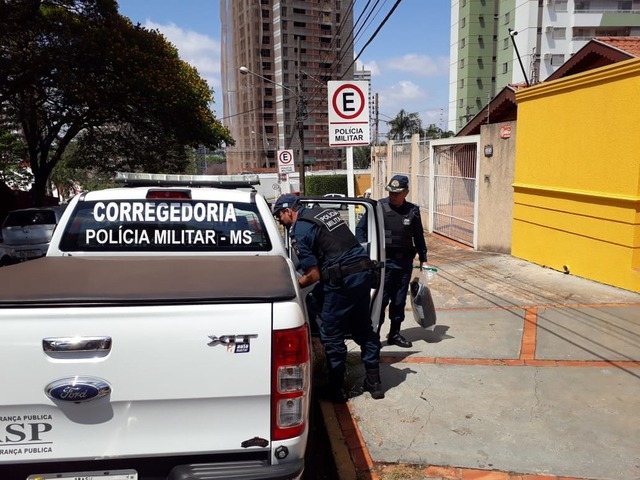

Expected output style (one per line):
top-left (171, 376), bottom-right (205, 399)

top-left (353, 146), bottom-right (371, 168)
top-left (0, 0), bottom-right (234, 205)
top-left (305, 175), bottom-right (348, 196)
top-left (387, 109), bottom-right (423, 141)
top-left (422, 123), bottom-right (455, 139)
top-left (0, 124), bottom-right (31, 189)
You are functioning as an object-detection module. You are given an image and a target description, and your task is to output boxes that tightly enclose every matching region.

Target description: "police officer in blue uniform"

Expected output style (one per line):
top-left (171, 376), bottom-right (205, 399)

top-left (273, 193), bottom-right (383, 402)
top-left (378, 175), bottom-right (428, 348)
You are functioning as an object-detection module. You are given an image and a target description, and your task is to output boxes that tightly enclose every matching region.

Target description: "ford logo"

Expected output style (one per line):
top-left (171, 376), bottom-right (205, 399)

top-left (45, 376), bottom-right (111, 403)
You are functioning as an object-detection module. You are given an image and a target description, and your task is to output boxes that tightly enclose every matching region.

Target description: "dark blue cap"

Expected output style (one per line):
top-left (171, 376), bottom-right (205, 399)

top-left (273, 193), bottom-right (300, 215)
top-left (385, 175), bottom-right (409, 192)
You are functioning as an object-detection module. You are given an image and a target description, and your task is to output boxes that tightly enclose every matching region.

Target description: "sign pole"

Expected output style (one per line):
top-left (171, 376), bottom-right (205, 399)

top-left (346, 146), bottom-right (356, 226)
top-left (346, 146), bottom-right (355, 197)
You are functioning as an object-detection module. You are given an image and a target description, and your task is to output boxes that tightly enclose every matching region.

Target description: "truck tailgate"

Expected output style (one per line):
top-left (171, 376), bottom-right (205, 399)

top-left (0, 303), bottom-right (274, 462)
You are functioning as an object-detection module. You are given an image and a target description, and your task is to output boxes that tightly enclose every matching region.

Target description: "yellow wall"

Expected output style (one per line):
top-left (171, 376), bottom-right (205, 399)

top-left (513, 58), bottom-right (640, 292)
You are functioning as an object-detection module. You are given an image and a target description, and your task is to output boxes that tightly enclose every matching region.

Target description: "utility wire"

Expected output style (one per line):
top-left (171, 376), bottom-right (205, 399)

top-left (341, 0), bottom-right (403, 79)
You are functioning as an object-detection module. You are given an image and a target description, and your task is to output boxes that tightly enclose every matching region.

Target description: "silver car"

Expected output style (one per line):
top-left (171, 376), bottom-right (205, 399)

top-left (2, 206), bottom-right (65, 262)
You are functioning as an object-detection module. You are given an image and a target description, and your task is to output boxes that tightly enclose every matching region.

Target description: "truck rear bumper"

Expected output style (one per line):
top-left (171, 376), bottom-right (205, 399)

top-left (168, 458), bottom-right (304, 479)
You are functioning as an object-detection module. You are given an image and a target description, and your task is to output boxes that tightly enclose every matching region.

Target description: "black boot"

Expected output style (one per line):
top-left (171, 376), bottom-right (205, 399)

top-left (387, 321), bottom-right (412, 348)
top-left (364, 367), bottom-right (384, 399)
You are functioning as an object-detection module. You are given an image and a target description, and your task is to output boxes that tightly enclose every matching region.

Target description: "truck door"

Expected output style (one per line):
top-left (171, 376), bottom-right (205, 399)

top-left (284, 196), bottom-right (385, 333)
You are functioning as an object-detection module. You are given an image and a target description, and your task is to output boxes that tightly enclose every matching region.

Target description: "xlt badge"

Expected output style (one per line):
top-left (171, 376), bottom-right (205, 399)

top-left (207, 334), bottom-right (258, 353)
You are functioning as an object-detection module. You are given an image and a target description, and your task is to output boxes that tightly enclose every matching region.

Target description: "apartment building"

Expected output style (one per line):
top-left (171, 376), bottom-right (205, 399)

top-left (449, 0), bottom-right (640, 133)
top-left (220, 0), bottom-right (354, 174)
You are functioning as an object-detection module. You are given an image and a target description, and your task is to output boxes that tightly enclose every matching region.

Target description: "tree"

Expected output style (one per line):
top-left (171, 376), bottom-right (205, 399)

top-left (422, 123), bottom-right (455, 139)
top-left (353, 145), bottom-right (371, 169)
top-left (0, 122), bottom-right (31, 190)
top-left (387, 109), bottom-right (423, 141)
top-left (0, 0), bottom-right (233, 205)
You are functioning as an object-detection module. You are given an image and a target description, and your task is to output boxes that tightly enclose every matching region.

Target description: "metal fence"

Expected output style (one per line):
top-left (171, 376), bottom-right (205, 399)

top-left (372, 135), bottom-right (479, 248)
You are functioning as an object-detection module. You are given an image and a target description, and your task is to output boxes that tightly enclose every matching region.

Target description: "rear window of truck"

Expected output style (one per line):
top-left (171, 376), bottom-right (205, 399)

top-left (59, 200), bottom-right (272, 252)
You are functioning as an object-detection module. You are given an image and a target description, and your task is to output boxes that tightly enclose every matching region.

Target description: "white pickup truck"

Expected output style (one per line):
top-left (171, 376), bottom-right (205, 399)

top-left (0, 173), bottom-right (385, 480)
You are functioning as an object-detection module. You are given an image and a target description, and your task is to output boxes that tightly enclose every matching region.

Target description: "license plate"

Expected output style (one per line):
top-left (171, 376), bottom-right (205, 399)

top-left (17, 249), bottom-right (41, 258)
top-left (27, 470), bottom-right (137, 480)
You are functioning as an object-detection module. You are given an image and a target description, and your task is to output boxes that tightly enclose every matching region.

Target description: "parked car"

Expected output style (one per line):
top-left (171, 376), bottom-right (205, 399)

top-left (1, 206), bottom-right (65, 262)
top-left (0, 243), bottom-right (13, 266)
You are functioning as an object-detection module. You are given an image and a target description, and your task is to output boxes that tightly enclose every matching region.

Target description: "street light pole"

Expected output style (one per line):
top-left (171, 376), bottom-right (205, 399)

top-left (239, 65), bottom-right (306, 194)
top-left (508, 29), bottom-right (530, 87)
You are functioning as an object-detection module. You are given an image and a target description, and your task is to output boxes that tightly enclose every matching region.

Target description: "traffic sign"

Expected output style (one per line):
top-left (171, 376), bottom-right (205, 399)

top-left (277, 149), bottom-right (295, 174)
top-left (327, 81), bottom-right (370, 147)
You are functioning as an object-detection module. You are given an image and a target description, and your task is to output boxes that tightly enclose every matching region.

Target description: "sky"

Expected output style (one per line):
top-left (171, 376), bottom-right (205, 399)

top-left (116, 0), bottom-right (452, 134)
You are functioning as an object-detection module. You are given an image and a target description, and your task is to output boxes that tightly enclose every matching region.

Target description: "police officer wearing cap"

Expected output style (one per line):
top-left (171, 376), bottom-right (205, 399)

top-left (273, 193), bottom-right (383, 402)
top-left (379, 175), bottom-right (428, 348)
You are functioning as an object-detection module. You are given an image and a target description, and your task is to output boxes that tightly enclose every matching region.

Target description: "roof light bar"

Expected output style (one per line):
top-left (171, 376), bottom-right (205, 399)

top-left (115, 172), bottom-right (260, 189)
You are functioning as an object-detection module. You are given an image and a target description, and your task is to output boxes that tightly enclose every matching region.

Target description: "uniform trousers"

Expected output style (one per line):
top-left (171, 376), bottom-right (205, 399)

top-left (378, 257), bottom-right (414, 332)
top-left (318, 270), bottom-right (381, 377)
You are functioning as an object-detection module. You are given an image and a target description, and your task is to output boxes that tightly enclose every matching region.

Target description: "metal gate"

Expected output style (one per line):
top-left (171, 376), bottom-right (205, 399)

top-left (430, 138), bottom-right (479, 247)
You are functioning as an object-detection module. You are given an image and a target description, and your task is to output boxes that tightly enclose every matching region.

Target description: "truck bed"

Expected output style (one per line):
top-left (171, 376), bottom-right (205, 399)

top-left (0, 255), bottom-right (297, 307)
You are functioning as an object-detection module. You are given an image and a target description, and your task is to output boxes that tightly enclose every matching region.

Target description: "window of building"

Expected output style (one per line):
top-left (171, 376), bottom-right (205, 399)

top-left (336, 13), bottom-right (341, 22)
top-left (263, 22), bottom-right (270, 31)
top-left (262, 35), bottom-right (270, 44)
top-left (264, 100), bottom-right (273, 108)
top-left (261, 0), bottom-right (268, 4)
top-left (321, 37), bottom-right (331, 44)
top-left (261, 9), bottom-right (269, 18)
top-left (281, 6), bottom-right (287, 16)
top-left (458, 99), bottom-right (464, 108)
top-left (265, 87), bottom-right (273, 96)
top-left (502, 62), bottom-right (509, 73)
top-left (575, 1), bottom-right (590, 11)
top-left (460, 58), bottom-right (465, 68)
top-left (460, 38), bottom-right (466, 48)
top-left (552, 27), bottom-right (566, 39)
top-left (293, 8), bottom-right (306, 14)
top-left (262, 62), bottom-right (272, 70)
top-left (551, 54), bottom-right (565, 65)
top-left (503, 38), bottom-right (509, 49)
top-left (554, 0), bottom-right (568, 11)
top-left (619, 0), bottom-right (632, 10)
top-left (263, 113), bottom-right (274, 121)
top-left (265, 126), bottom-right (274, 133)
top-left (459, 79), bottom-right (464, 88)
top-left (283, 33), bottom-right (288, 44)
top-left (321, 24), bottom-right (331, 31)
top-left (260, 49), bottom-right (270, 57)
top-left (461, 17), bottom-right (466, 28)
top-left (504, 12), bottom-right (510, 24)
top-left (294, 21), bottom-right (306, 27)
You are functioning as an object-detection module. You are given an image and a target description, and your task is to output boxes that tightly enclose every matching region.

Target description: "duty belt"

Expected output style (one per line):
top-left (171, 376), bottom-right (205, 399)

top-left (321, 258), bottom-right (374, 285)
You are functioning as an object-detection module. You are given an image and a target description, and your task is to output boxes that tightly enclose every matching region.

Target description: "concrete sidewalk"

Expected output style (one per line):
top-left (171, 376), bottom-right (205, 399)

top-left (322, 234), bottom-right (640, 480)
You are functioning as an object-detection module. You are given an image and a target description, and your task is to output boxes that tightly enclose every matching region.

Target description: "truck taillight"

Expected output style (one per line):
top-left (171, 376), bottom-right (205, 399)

top-left (272, 325), bottom-right (310, 440)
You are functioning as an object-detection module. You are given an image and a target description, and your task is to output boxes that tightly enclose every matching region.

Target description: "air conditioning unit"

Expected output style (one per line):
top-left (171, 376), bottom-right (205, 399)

top-left (545, 26), bottom-right (555, 33)
top-left (547, 0), bottom-right (555, 4)
top-left (543, 53), bottom-right (552, 60)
